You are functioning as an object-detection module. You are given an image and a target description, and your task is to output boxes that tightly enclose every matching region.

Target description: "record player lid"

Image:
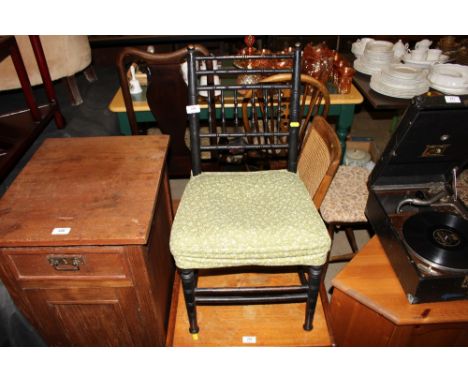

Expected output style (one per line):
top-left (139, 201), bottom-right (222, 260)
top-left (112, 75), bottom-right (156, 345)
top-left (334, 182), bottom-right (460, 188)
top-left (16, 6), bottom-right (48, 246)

top-left (369, 95), bottom-right (468, 188)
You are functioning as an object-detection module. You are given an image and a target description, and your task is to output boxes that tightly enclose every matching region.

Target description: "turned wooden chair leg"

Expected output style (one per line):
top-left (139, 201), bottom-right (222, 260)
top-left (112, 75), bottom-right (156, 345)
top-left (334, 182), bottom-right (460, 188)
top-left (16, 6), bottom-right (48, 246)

top-left (180, 269), bottom-right (199, 334)
top-left (303, 265), bottom-right (322, 331)
top-left (83, 65), bottom-right (98, 82)
top-left (63, 75), bottom-right (83, 106)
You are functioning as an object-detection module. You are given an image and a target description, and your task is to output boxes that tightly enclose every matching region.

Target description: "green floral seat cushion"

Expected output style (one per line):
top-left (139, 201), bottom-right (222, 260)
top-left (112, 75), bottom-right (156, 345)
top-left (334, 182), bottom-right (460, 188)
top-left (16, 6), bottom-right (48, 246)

top-left (170, 170), bottom-right (331, 269)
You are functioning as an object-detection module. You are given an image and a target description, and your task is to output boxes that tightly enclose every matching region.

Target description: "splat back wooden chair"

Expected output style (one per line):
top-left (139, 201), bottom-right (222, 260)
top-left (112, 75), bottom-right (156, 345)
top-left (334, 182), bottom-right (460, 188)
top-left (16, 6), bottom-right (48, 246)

top-left (242, 73), bottom-right (330, 170)
top-left (170, 44), bottom-right (341, 335)
top-left (116, 45), bottom-right (209, 178)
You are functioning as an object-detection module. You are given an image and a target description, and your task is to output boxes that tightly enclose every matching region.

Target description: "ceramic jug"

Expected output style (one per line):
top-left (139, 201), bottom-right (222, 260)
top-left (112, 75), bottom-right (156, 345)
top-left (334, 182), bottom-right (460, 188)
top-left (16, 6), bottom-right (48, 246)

top-left (415, 39), bottom-right (432, 50)
top-left (393, 40), bottom-right (408, 59)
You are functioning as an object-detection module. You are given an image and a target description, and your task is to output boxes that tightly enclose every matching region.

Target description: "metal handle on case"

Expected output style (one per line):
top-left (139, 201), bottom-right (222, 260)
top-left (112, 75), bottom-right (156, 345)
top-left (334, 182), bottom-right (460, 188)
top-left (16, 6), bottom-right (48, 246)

top-left (48, 256), bottom-right (83, 271)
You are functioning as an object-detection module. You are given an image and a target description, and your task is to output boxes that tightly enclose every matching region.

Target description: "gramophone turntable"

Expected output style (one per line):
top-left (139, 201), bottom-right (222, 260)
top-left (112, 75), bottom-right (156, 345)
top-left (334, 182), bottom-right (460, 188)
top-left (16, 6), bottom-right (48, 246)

top-left (365, 95), bottom-right (468, 304)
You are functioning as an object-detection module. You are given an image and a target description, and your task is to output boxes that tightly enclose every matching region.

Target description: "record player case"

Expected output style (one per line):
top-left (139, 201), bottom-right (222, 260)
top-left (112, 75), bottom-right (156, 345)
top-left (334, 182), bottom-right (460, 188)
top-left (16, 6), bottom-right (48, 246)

top-left (365, 95), bottom-right (468, 304)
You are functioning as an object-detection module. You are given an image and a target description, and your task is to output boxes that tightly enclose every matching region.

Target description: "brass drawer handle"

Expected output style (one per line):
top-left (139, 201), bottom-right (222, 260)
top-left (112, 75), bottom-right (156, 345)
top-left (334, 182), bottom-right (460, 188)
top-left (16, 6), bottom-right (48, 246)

top-left (48, 256), bottom-right (84, 271)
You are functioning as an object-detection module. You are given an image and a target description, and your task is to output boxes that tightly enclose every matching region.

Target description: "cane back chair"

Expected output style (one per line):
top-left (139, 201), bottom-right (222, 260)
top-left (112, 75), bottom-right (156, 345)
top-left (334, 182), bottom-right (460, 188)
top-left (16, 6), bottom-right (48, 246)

top-left (116, 45), bottom-right (209, 178)
top-left (170, 44), bottom-right (340, 335)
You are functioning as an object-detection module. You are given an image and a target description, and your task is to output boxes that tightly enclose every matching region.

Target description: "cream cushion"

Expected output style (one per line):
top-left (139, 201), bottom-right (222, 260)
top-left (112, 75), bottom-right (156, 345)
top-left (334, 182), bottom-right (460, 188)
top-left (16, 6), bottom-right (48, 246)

top-left (170, 170), bottom-right (331, 269)
top-left (0, 36), bottom-right (91, 91)
top-left (320, 165), bottom-right (370, 224)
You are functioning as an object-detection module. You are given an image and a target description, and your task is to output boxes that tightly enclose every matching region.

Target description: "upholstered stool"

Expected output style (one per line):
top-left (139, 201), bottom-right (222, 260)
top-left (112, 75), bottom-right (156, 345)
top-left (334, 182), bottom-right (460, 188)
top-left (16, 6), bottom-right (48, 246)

top-left (320, 165), bottom-right (371, 261)
top-left (0, 36), bottom-right (95, 105)
top-left (171, 170), bottom-right (331, 269)
top-left (459, 169), bottom-right (468, 206)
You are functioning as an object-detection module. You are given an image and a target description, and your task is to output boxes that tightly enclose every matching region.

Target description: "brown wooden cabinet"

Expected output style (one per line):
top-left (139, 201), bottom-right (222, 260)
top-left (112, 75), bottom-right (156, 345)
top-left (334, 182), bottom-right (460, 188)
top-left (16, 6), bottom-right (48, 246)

top-left (0, 135), bottom-right (175, 346)
top-left (329, 237), bottom-right (468, 346)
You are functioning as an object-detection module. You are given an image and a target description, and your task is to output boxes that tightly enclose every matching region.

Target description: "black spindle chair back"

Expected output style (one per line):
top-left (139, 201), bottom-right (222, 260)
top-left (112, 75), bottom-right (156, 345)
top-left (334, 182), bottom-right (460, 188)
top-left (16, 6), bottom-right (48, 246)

top-left (186, 43), bottom-right (302, 175)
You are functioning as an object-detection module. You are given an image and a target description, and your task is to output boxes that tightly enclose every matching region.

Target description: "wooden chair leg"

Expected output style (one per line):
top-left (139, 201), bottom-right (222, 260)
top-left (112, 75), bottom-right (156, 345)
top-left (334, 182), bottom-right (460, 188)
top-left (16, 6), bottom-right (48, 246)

top-left (28, 36), bottom-right (65, 128)
top-left (303, 265), bottom-right (322, 331)
top-left (180, 269), bottom-right (199, 334)
top-left (63, 75), bottom-right (83, 106)
top-left (327, 223), bottom-right (335, 241)
top-left (83, 65), bottom-right (98, 82)
top-left (344, 226), bottom-right (359, 253)
top-left (366, 223), bottom-right (375, 238)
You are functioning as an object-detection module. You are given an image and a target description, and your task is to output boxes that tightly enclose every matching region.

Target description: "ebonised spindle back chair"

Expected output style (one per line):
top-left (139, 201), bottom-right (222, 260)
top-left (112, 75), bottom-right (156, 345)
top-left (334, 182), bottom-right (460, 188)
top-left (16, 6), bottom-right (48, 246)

top-left (170, 43), bottom-right (335, 336)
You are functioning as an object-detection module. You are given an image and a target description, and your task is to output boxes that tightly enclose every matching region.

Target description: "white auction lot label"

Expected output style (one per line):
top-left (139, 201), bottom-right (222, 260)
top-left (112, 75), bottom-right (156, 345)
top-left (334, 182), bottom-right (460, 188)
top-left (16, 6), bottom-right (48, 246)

top-left (51, 227), bottom-right (71, 235)
top-left (445, 96), bottom-right (461, 103)
top-left (242, 336), bottom-right (257, 344)
top-left (186, 104), bottom-right (201, 114)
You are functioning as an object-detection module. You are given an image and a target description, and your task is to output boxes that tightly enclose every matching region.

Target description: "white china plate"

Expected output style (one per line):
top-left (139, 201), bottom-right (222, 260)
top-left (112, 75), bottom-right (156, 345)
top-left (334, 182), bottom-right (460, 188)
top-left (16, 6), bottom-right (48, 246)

top-left (429, 64), bottom-right (468, 89)
top-left (379, 65), bottom-right (428, 89)
top-left (380, 76), bottom-right (428, 90)
top-left (402, 54), bottom-right (449, 68)
top-left (370, 73), bottom-right (429, 99)
top-left (429, 83), bottom-right (468, 95)
top-left (354, 59), bottom-right (378, 75)
top-left (354, 58), bottom-right (394, 76)
top-left (430, 63), bottom-right (468, 77)
top-left (384, 64), bottom-right (425, 79)
top-left (366, 40), bottom-right (394, 53)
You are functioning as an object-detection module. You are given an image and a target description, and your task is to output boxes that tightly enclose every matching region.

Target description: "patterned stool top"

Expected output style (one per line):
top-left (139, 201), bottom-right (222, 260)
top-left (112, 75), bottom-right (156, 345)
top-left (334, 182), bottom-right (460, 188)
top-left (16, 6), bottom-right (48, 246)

top-left (459, 169), bottom-right (468, 207)
top-left (170, 170), bottom-right (331, 269)
top-left (320, 165), bottom-right (371, 224)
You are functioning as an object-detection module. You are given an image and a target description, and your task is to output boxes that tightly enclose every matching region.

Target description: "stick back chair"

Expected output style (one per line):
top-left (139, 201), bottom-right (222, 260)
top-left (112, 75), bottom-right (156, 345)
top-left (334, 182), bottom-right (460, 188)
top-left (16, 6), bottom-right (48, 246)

top-left (116, 45), bottom-right (209, 178)
top-left (170, 44), bottom-right (339, 335)
top-left (242, 73), bottom-right (330, 170)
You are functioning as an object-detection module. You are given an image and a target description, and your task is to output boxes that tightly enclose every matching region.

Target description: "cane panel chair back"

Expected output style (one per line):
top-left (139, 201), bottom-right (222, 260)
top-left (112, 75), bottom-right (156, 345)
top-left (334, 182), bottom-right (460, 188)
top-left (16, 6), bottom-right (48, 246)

top-left (170, 44), bottom-right (334, 335)
top-left (297, 115), bottom-right (342, 209)
top-left (116, 45), bottom-right (209, 177)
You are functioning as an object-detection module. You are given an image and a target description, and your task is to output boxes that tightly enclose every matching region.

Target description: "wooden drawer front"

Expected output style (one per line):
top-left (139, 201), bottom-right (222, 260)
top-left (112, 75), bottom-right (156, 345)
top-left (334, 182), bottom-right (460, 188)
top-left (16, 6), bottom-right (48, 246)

top-left (9, 251), bottom-right (131, 281)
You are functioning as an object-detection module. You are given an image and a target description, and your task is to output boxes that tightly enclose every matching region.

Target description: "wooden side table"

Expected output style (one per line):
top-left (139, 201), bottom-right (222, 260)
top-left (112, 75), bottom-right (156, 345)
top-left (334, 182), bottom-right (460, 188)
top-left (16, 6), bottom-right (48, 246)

top-left (329, 237), bottom-right (468, 346)
top-left (0, 135), bottom-right (175, 346)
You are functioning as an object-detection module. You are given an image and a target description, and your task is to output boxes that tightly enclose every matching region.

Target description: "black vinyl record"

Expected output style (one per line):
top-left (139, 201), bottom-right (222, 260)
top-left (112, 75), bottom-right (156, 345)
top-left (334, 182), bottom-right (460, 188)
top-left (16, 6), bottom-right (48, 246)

top-left (402, 211), bottom-right (468, 271)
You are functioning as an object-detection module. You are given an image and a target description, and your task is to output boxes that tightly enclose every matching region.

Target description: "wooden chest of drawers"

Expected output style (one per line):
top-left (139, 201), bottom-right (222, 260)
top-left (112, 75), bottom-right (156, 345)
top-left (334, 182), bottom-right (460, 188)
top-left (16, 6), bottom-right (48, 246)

top-left (0, 135), bottom-right (175, 346)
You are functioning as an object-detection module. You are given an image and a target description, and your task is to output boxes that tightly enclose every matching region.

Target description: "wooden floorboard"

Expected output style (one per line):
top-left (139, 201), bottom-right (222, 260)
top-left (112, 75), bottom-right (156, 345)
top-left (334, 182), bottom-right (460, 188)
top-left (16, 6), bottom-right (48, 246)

top-left (168, 271), bottom-right (332, 347)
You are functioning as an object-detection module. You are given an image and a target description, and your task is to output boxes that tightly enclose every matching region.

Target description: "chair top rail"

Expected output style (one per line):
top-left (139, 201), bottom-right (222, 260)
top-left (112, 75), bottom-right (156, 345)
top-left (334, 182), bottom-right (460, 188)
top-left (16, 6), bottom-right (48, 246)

top-left (197, 68), bottom-right (292, 76)
top-left (197, 83), bottom-right (291, 91)
top-left (195, 53), bottom-right (294, 61)
top-left (200, 132), bottom-right (289, 138)
top-left (200, 143), bottom-right (289, 151)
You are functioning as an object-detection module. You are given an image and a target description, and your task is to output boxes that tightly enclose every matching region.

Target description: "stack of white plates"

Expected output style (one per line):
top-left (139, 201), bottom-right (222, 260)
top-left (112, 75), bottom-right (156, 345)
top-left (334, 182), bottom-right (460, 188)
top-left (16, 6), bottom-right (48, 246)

top-left (428, 64), bottom-right (468, 95)
top-left (402, 53), bottom-right (449, 69)
top-left (370, 64), bottom-right (430, 99)
top-left (354, 40), bottom-right (399, 75)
